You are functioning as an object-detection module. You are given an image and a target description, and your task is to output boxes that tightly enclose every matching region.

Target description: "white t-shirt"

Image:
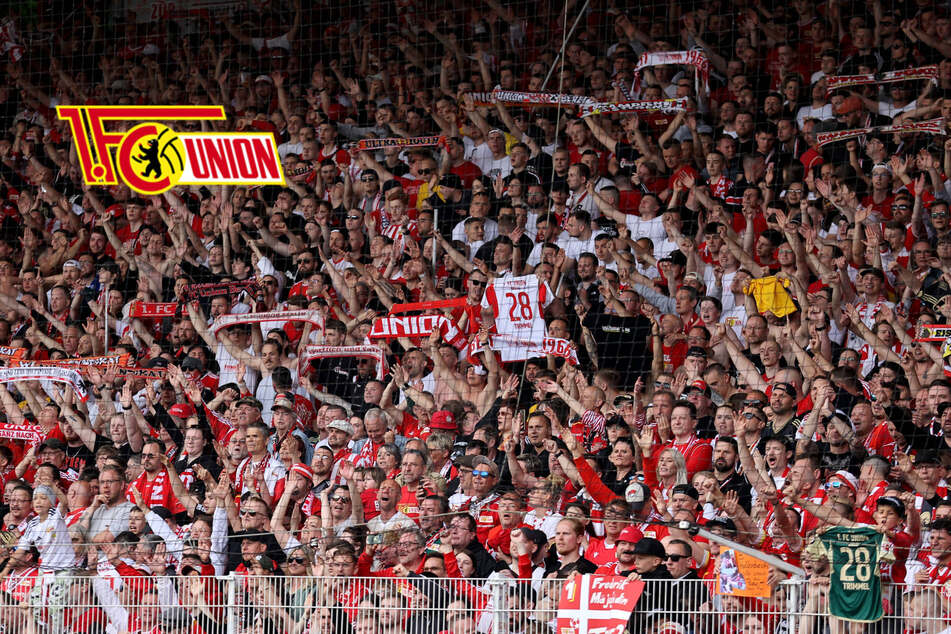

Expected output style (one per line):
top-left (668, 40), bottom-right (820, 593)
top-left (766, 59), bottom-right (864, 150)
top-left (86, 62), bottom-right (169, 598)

top-left (481, 274), bottom-right (554, 341)
top-left (625, 215), bottom-right (668, 257)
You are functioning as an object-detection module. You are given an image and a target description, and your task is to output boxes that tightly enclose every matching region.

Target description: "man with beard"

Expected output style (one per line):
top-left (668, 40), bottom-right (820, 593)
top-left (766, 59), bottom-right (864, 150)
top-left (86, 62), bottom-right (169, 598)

top-left (712, 437), bottom-right (753, 512)
top-left (595, 525), bottom-right (642, 575)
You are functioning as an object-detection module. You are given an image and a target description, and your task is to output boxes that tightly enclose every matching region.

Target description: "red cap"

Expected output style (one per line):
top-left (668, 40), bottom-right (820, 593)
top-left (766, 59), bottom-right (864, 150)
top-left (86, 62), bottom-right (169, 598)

top-left (617, 525), bottom-right (644, 544)
top-left (105, 203), bottom-right (125, 219)
top-left (687, 379), bottom-right (711, 397)
top-left (289, 463), bottom-right (314, 481)
top-left (430, 410), bottom-right (457, 431)
top-left (168, 403), bottom-right (196, 418)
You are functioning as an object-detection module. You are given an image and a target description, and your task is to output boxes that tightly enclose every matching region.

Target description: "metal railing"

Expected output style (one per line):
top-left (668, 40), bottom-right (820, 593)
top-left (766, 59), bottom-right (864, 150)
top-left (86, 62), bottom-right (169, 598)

top-left (0, 573), bottom-right (944, 633)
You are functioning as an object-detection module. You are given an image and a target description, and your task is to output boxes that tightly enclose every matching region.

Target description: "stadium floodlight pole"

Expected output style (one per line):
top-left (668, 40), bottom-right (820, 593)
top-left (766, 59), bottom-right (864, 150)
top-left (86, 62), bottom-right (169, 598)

top-left (103, 283), bottom-right (109, 354)
top-left (432, 209), bottom-right (439, 270)
top-left (540, 0), bottom-right (591, 91)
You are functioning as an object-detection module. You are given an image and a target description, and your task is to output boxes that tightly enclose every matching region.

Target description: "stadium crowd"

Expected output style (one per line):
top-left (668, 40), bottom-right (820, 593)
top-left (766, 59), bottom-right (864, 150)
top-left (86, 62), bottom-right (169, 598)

top-left (1, 0), bottom-right (951, 632)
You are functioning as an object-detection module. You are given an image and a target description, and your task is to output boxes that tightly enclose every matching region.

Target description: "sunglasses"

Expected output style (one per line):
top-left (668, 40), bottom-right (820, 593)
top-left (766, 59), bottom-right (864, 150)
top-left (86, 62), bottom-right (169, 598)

top-left (743, 399), bottom-right (764, 407)
top-left (470, 279), bottom-right (487, 287)
top-left (932, 212), bottom-right (949, 218)
top-left (743, 412), bottom-right (766, 422)
top-left (666, 554), bottom-right (688, 562)
top-left (893, 204), bottom-right (911, 210)
top-left (361, 177), bottom-right (378, 182)
top-left (288, 556), bottom-right (308, 564)
top-left (240, 510), bottom-right (259, 517)
top-left (297, 258), bottom-right (313, 265)
top-left (655, 382), bottom-right (671, 389)
top-left (472, 470), bottom-right (492, 478)
top-left (419, 169), bottom-right (433, 175)
top-left (330, 496), bottom-right (350, 503)
top-left (347, 215), bottom-right (361, 220)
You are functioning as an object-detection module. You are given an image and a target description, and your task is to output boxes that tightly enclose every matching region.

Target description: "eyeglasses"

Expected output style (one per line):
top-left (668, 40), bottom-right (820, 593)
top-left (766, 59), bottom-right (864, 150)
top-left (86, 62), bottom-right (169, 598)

top-left (893, 204), bottom-right (911, 210)
top-left (472, 470), bottom-right (492, 478)
top-left (240, 510), bottom-right (260, 517)
top-left (346, 215), bottom-right (361, 220)
top-left (288, 557), bottom-right (308, 564)
top-left (666, 554), bottom-right (688, 562)
top-left (932, 212), bottom-right (949, 218)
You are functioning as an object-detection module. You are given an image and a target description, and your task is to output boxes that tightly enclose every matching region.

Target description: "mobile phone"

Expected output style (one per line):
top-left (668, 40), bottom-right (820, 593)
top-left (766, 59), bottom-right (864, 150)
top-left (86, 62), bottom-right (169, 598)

top-left (367, 533), bottom-right (383, 545)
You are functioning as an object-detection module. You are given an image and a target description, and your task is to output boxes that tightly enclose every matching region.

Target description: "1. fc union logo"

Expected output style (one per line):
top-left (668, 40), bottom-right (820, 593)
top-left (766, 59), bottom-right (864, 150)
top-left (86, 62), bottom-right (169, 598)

top-left (56, 105), bottom-right (285, 195)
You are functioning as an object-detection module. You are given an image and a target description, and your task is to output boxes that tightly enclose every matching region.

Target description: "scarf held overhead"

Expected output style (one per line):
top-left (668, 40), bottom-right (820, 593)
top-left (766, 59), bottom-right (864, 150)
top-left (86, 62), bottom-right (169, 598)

top-left (816, 118), bottom-right (945, 147)
top-left (633, 50), bottom-right (710, 93)
top-left (299, 344), bottom-right (386, 379)
top-left (211, 309), bottom-right (326, 336)
top-left (0, 366), bottom-right (88, 401)
top-left (367, 314), bottom-right (467, 350)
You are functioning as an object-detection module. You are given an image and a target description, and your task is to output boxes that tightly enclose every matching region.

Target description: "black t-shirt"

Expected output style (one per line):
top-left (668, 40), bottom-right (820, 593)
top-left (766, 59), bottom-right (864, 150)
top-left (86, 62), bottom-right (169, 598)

top-left (64, 434), bottom-right (112, 474)
top-left (312, 356), bottom-right (357, 399)
top-left (582, 312), bottom-right (653, 390)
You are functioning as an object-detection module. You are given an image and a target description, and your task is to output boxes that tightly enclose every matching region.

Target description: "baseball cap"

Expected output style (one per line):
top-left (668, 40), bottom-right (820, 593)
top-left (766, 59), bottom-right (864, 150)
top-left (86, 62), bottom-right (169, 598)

top-left (876, 495), bottom-right (906, 517)
top-left (254, 75), bottom-right (273, 84)
top-left (168, 403), bottom-right (195, 419)
top-left (632, 537), bottom-right (666, 558)
top-left (62, 260), bottom-right (80, 271)
top-left (272, 393), bottom-right (295, 411)
top-left (617, 525), bottom-right (644, 544)
top-left (624, 482), bottom-right (650, 512)
top-left (915, 451), bottom-right (942, 466)
top-left (828, 470), bottom-right (858, 494)
top-left (236, 397), bottom-right (264, 410)
top-left (686, 379), bottom-right (711, 397)
top-left (327, 419), bottom-right (354, 435)
top-left (672, 484), bottom-right (700, 501)
top-left (38, 438), bottom-right (66, 453)
top-left (289, 463), bottom-right (314, 481)
top-left (236, 529), bottom-right (273, 544)
top-left (686, 346), bottom-right (707, 358)
top-left (439, 173), bottom-right (463, 189)
top-left (180, 562), bottom-right (215, 576)
top-left (144, 357), bottom-right (169, 368)
top-left (471, 456), bottom-right (499, 477)
top-left (430, 410), bottom-right (457, 431)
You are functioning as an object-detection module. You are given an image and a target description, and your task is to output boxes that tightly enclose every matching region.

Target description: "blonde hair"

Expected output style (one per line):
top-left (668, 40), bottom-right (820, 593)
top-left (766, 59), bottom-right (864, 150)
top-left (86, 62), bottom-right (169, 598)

top-left (657, 448), bottom-right (688, 486)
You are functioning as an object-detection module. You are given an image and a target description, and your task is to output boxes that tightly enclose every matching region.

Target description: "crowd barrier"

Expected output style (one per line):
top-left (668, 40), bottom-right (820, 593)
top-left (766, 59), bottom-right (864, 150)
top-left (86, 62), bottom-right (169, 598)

top-left (0, 574), bottom-right (944, 633)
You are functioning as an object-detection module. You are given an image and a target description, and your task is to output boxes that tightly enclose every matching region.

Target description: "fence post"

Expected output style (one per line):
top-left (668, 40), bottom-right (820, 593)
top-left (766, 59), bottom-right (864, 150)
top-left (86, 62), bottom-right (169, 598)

top-left (226, 574), bottom-right (237, 634)
top-left (490, 578), bottom-right (505, 634)
top-left (786, 577), bottom-right (802, 634)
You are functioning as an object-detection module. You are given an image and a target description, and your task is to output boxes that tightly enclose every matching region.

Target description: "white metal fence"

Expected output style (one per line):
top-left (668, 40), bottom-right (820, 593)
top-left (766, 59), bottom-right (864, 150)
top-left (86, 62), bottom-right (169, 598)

top-left (0, 574), bottom-right (945, 634)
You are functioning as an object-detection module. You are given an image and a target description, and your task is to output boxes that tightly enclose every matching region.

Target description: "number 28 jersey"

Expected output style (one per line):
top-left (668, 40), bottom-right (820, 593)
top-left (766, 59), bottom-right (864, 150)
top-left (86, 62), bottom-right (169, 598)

top-left (481, 275), bottom-right (554, 340)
